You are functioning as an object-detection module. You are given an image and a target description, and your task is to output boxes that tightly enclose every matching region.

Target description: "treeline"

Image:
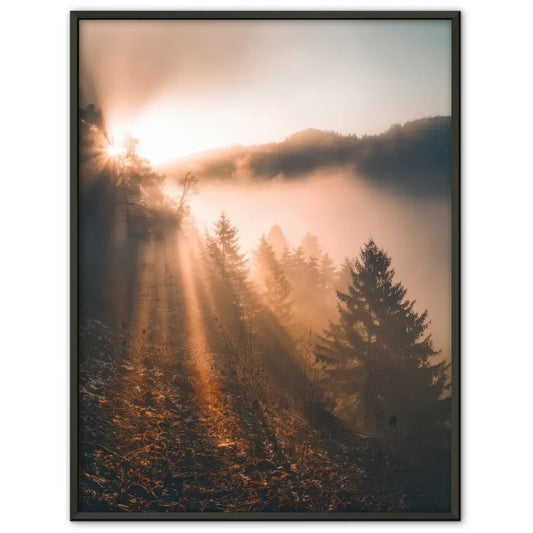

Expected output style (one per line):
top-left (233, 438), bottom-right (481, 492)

top-left (200, 213), bottom-right (450, 434)
top-left (164, 116), bottom-right (452, 196)
top-left (198, 214), bottom-right (451, 507)
top-left (255, 227), bottom-right (339, 335)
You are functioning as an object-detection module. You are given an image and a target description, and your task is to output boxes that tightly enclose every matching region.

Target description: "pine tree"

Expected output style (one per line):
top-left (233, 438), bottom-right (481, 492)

top-left (317, 239), bottom-right (449, 437)
top-left (205, 213), bottom-right (251, 331)
top-left (306, 255), bottom-right (321, 288)
top-left (281, 244), bottom-right (337, 332)
top-left (266, 224), bottom-right (289, 260)
top-left (336, 257), bottom-right (355, 292)
top-left (318, 252), bottom-right (337, 295)
top-left (281, 246), bottom-right (309, 311)
top-left (206, 213), bottom-right (248, 287)
top-left (253, 235), bottom-right (292, 322)
top-left (301, 233), bottom-right (321, 260)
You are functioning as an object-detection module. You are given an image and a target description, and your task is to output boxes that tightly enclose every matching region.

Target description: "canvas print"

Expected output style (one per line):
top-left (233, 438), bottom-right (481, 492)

top-left (74, 14), bottom-right (458, 518)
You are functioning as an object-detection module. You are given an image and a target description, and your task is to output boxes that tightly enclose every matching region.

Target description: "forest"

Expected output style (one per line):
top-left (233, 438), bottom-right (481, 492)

top-left (78, 104), bottom-right (451, 514)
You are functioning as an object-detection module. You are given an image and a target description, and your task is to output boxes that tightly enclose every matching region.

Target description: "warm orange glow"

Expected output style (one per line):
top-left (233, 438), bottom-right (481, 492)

top-left (105, 100), bottom-right (243, 166)
top-left (161, 181), bottom-right (179, 204)
top-left (105, 139), bottom-right (125, 159)
top-left (105, 110), bottom-right (195, 165)
top-left (176, 229), bottom-right (243, 451)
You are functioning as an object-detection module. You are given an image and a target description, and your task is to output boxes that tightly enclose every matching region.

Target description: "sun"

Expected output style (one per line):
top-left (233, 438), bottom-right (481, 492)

top-left (106, 140), bottom-right (125, 159)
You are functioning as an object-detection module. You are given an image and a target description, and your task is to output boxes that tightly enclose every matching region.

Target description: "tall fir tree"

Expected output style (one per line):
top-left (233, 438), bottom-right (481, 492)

top-left (301, 233), bottom-right (321, 260)
top-left (205, 213), bottom-right (252, 333)
top-left (206, 213), bottom-right (248, 287)
top-left (317, 239), bottom-right (449, 438)
top-left (266, 224), bottom-right (289, 260)
top-left (317, 252), bottom-right (337, 298)
top-left (281, 247), bottom-right (309, 317)
top-left (253, 235), bottom-right (293, 323)
top-left (336, 257), bottom-right (356, 292)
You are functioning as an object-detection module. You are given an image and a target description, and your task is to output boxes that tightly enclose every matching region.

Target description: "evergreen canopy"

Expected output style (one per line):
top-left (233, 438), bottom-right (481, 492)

top-left (317, 239), bottom-right (449, 435)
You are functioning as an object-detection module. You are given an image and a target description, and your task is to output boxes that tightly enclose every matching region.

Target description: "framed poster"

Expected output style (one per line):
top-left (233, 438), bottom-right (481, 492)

top-left (71, 11), bottom-right (460, 520)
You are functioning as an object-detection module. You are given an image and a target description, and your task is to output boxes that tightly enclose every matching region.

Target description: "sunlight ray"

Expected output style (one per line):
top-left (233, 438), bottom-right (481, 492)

top-left (175, 228), bottom-right (242, 451)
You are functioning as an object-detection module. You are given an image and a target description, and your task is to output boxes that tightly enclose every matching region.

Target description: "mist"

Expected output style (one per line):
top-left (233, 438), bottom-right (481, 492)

top-left (183, 172), bottom-right (451, 361)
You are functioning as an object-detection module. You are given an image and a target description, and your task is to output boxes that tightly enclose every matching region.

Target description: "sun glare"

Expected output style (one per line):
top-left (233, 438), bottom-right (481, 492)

top-left (106, 106), bottom-right (218, 166)
top-left (106, 140), bottom-right (125, 159)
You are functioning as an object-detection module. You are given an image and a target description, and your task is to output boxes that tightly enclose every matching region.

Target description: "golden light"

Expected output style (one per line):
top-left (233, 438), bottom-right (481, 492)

top-left (130, 113), bottom-right (195, 165)
top-left (162, 181), bottom-right (179, 200)
top-left (105, 101), bottom-right (242, 167)
top-left (105, 110), bottom-right (190, 166)
top-left (106, 139), bottom-right (125, 159)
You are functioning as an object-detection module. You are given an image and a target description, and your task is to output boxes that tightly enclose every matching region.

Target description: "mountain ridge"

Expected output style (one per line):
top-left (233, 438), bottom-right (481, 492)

top-left (161, 116), bottom-right (452, 197)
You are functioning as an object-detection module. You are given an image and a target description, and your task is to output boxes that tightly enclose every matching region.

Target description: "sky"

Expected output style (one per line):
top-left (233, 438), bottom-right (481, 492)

top-left (80, 19), bottom-right (451, 164)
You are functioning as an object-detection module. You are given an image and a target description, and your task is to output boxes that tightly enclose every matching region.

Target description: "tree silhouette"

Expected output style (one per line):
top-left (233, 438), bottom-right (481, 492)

top-left (318, 252), bottom-right (337, 296)
top-left (205, 213), bottom-right (252, 335)
top-left (176, 172), bottom-right (199, 218)
top-left (112, 138), bottom-right (169, 238)
top-left (253, 235), bottom-right (293, 323)
top-left (79, 104), bottom-right (103, 159)
top-left (265, 224), bottom-right (289, 259)
top-left (207, 213), bottom-right (248, 286)
top-left (335, 257), bottom-right (355, 293)
top-left (300, 233), bottom-right (321, 260)
top-left (317, 239), bottom-right (449, 438)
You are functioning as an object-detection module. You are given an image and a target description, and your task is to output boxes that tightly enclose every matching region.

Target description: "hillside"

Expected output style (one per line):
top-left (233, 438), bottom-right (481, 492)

top-left (161, 116), bottom-right (451, 196)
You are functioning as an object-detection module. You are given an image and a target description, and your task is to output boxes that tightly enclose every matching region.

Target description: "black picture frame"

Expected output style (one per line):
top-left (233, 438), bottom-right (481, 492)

top-left (71, 10), bottom-right (460, 521)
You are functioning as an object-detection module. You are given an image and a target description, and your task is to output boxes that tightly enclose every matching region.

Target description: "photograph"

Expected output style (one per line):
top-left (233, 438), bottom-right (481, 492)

top-left (72, 11), bottom-right (459, 519)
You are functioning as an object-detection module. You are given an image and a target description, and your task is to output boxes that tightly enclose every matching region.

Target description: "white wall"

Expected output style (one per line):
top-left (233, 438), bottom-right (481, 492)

top-left (1, 0), bottom-right (532, 531)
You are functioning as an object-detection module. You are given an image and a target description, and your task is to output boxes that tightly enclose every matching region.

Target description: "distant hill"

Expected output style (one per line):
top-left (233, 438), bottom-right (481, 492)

top-left (161, 116), bottom-right (452, 197)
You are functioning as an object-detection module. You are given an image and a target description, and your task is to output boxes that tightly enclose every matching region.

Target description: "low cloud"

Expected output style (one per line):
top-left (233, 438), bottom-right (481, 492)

top-left (163, 116), bottom-right (451, 198)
